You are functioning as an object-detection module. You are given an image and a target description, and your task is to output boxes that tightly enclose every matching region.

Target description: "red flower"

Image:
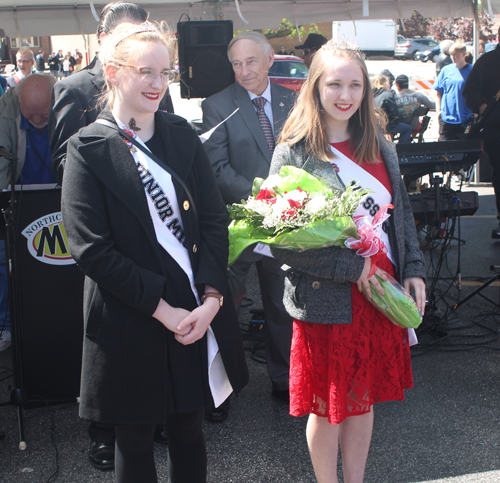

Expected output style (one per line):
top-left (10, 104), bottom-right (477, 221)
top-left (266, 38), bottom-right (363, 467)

top-left (288, 199), bottom-right (302, 209)
top-left (256, 188), bottom-right (276, 202)
top-left (281, 209), bottom-right (298, 220)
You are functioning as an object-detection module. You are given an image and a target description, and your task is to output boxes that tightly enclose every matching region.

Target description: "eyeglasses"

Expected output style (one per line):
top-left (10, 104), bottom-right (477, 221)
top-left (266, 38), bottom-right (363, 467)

top-left (118, 64), bottom-right (170, 85)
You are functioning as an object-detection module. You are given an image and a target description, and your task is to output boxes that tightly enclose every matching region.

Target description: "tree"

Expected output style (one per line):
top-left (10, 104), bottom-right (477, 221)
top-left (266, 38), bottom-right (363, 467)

top-left (428, 13), bottom-right (494, 41)
top-left (263, 19), bottom-right (322, 40)
top-left (399, 11), bottom-right (431, 39)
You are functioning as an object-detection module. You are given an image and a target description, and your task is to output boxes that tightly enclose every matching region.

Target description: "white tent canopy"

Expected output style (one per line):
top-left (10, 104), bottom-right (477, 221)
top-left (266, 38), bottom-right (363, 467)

top-left (0, 0), bottom-right (499, 38)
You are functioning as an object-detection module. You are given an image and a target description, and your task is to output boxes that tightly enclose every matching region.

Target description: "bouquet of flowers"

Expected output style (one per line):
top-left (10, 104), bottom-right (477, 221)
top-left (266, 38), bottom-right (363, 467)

top-left (228, 166), bottom-right (422, 329)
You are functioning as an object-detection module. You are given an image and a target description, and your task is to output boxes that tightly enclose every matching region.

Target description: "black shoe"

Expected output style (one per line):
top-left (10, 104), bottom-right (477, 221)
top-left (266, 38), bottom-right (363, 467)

top-left (492, 227), bottom-right (500, 239)
top-left (271, 389), bottom-right (290, 402)
top-left (154, 424), bottom-right (168, 445)
top-left (88, 441), bottom-right (114, 471)
top-left (205, 397), bottom-right (230, 423)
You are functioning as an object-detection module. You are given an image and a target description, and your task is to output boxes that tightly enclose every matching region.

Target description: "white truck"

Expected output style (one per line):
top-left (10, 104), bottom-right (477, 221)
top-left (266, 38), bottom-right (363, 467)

top-left (331, 19), bottom-right (398, 58)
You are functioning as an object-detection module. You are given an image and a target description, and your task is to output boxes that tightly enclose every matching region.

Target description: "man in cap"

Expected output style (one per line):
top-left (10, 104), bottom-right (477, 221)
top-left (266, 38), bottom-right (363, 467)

top-left (394, 74), bottom-right (435, 129)
top-left (35, 51), bottom-right (45, 73)
top-left (294, 33), bottom-right (328, 68)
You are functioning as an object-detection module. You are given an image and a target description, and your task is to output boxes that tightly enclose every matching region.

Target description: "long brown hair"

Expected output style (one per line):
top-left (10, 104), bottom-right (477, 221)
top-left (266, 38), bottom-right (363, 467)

top-left (278, 40), bottom-right (384, 164)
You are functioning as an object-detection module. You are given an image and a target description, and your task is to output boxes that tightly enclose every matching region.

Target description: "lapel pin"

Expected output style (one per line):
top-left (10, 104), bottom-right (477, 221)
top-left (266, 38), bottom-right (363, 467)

top-left (279, 102), bottom-right (284, 107)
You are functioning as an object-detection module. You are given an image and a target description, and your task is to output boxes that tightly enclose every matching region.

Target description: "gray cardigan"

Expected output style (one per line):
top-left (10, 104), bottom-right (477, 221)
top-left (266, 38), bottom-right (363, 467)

top-left (269, 137), bottom-right (425, 325)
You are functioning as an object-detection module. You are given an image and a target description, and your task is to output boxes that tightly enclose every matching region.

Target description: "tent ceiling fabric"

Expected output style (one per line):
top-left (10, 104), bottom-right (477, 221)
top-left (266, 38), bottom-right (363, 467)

top-left (1, 0), bottom-right (499, 38)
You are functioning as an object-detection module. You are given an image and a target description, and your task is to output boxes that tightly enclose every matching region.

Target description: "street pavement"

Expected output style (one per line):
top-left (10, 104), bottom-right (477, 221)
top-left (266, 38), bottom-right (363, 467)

top-left (1, 60), bottom-right (499, 482)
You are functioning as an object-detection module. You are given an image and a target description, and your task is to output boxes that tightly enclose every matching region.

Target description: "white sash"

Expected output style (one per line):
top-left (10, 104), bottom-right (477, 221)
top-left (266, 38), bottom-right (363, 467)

top-left (116, 119), bottom-right (232, 407)
top-left (330, 146), bottom-right (395, 267)
top-left (330, 146), bottom-right (417, 345)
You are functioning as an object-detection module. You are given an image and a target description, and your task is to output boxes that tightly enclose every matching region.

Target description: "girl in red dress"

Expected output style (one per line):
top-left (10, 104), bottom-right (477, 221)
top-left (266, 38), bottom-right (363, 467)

top-left (269, 40), bottom-right (426, 483)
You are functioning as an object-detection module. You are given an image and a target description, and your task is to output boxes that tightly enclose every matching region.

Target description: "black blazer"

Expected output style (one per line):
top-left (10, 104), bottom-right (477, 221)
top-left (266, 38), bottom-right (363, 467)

top-left (49, 56), bottom-right (175, 184)
top-left (61, 108), bottom-right (248, 423)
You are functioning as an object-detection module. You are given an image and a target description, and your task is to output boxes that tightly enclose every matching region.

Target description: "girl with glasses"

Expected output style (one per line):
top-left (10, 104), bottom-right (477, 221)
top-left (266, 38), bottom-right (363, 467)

top-left (61, 21), bottom-right (248, 483)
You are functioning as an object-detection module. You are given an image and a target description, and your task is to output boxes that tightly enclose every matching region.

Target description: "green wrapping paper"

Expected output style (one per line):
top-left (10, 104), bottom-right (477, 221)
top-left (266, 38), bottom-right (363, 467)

top-left (228, 216), bottom-right (357, 266)
top-left (227, 166), bottom-right (422, 330)
top-left (363, 272), bottom-right (422, 329)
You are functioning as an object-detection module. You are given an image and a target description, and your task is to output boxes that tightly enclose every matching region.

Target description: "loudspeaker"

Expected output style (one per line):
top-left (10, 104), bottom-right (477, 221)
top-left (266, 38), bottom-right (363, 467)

top-left (177, 20), bottom-right (234, 99)
top-left (1, 188), bottom-right (84, 408)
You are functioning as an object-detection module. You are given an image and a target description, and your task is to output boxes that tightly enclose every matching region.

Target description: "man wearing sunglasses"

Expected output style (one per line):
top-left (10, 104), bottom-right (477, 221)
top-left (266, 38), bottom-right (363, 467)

top-left (294, 33), bottom-right (328, 69)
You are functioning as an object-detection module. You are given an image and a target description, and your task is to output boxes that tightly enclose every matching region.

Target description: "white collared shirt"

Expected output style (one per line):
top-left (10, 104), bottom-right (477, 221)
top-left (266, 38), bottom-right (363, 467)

top-left (247, 81), bottom-right (274, 135)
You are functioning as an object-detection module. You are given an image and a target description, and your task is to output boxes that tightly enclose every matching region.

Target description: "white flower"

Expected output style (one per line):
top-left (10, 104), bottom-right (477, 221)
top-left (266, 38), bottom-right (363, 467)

top-left (261, 175), bottom-right (283, 190)
top-left (304, 194), bottom-right (327, 214)
top-left (285, 189), bottom-right (308, 203)
top-left (246, 198), bottom-right (272, 216)
top-left (274, 196), bottom-right (290, 213)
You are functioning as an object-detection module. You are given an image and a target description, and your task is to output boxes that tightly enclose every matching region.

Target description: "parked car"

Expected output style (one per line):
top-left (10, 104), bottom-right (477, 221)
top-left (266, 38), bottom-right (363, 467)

top-left (415, 45), bottom-right (440, 63)
top-left (268, 54), bottom-right (309, 92)
top-left (395, 38), bottom-right (438, 60)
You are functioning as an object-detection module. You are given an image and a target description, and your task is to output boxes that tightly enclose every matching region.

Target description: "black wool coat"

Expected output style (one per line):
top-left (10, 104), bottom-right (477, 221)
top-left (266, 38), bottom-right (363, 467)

top-left (61, 108), bottom-right (248, 424)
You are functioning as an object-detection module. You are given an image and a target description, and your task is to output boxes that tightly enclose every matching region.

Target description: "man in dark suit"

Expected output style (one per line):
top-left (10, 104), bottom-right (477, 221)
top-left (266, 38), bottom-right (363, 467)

top-left (48, 1), bottom-right (172, 471)
top-left (202, 31), bottom-right (296, 418)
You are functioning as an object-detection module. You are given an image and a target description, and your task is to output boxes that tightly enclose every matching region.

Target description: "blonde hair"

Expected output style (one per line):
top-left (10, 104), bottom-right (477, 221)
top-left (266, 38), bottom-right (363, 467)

top-left (278, 39), bottom-right (384, 164)
top-left (17, 47), bottom-right (34, 61)
top-left (449, 40), bottom-right (466, 55)
top-left (372, 74), bottom-right (389, 90)
top-left (99, 21), bottom-right (173, 107)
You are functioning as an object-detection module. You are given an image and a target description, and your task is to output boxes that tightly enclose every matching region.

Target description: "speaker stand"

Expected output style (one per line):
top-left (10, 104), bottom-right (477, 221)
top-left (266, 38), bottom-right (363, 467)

top-left (0, 151), bottom-right (27, 450)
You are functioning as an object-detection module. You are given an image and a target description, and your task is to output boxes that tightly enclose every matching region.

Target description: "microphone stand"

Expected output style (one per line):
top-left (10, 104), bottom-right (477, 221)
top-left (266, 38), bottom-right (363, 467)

top-left (0, 148), bottom-right (27, 450)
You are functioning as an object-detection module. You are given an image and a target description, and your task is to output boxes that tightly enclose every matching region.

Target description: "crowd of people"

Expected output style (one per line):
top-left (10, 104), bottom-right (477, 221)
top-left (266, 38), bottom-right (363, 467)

top-left (0, 3), bottom-right (499, 482)
top-left (0, 47), bottom-right (84, 92)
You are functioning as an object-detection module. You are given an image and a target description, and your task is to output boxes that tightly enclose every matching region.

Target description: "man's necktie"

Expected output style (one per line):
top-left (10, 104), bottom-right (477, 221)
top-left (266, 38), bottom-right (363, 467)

top-left (252, 96), bottom-right (275, 154)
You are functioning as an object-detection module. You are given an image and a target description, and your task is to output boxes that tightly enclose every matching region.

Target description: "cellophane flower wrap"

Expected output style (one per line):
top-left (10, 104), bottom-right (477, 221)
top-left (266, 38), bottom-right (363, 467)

top-left (227, 166), bottom-right (362, 264)
top-left (344, 210), bottom-right (422, 329)
top-left (227, 166), bottom-right (422, 329)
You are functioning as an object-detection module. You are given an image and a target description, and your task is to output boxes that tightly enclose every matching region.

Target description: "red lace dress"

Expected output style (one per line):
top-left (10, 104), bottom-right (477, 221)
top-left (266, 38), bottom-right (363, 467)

top-left (289, 140), bottom-right (413, 425)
